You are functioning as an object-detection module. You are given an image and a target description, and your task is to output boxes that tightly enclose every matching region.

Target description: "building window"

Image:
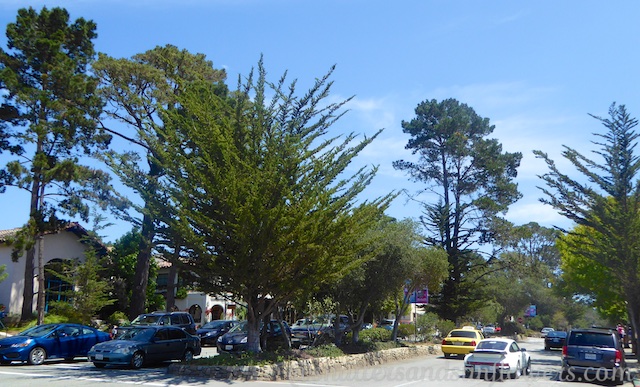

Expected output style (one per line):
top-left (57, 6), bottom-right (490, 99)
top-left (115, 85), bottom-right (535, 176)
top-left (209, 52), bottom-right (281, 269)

top-left (44, 259), bottom-right (73, 312)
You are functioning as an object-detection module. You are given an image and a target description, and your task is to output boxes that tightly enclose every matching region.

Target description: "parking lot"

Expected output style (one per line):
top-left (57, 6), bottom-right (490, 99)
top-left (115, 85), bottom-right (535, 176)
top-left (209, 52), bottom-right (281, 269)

top-left (0, 336), bottom-right (638, 386)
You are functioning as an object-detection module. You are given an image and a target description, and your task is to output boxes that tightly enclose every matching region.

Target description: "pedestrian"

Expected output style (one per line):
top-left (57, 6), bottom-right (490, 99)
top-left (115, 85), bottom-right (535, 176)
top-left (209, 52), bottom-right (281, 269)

top-left (617, 323), bottom-right (626, 342)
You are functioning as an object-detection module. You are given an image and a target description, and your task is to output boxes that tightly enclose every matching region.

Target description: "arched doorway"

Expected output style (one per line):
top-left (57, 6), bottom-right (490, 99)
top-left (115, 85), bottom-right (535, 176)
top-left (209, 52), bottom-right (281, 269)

top-left (188, 304), bottom-right (202, 324)
top-left (210, 304), bottom-right (223, 320)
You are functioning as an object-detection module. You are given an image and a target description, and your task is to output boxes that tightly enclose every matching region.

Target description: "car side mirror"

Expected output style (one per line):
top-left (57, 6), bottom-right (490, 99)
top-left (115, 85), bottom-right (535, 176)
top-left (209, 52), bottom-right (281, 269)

top-left (521, 348), bottom-right (527, 352)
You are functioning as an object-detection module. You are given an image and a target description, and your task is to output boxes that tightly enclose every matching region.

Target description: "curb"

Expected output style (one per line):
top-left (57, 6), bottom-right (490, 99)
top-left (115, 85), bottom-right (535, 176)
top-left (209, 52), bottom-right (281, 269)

top-left (168, 344), bottom-right (442, 381)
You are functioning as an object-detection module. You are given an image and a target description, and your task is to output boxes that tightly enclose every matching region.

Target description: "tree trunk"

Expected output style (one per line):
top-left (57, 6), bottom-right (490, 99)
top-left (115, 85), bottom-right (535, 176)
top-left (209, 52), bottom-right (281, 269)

top-left (36, 234), bottom-right (45, 325)
top-left (165, 249), bottom-right (179, 312)
top-left (246, 295), bottom-right (262, 353)
top-left (20, 247), bottom-right (35, 322)
top-left (21, 174), bottom-right (42, 323)
top-left (129, 209), bottom-right (154, 320)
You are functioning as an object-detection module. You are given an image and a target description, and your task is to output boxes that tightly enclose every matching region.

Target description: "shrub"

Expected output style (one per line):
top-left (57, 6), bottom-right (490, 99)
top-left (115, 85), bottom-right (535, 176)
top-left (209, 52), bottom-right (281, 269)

top-left (108, 311), bottom-right (129, 325)
top-left (416, 312), bottom-right (439, 336)
top-left (358, 327), bottom-right (391, 342)
top-left (397, 323), bottom-right (416, 338)
top-left (501, 321), bottom-right (525, 336)
top-left (304, 344), bottom-right (345, 358)
top-left (436, 319), bottom-right (456, 337)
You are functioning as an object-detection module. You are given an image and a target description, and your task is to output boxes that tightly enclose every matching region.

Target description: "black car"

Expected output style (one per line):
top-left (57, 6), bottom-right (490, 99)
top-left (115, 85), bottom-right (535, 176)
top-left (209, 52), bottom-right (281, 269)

top-left (544, 330), bottom-right (567, 350)
top-left (196, 320), bottom-right (239, 346)
top-left (128, 311), bottom-right (197, 335)
top-left (561, 327), bottom-right (629, 384)
top-left (217, 320), bottom-right (291, 353)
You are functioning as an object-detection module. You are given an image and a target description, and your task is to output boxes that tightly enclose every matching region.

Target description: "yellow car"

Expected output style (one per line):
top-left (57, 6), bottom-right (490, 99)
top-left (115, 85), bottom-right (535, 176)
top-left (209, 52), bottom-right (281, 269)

top-left (441, 327), bottom-right (484, 358)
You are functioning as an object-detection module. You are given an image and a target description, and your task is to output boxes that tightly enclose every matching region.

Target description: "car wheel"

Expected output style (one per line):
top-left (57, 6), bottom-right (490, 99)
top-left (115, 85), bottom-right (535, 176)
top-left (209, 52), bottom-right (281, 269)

top-left (544, 346), bottom-right (549, 351)
top-left (524, 359), bottom-right (532, 375)
top-left (464, 369), bottom-right (472, 378)
top-left (182, 349), bottom-right (194, 363)
top-left (443, 353), bottom-right (451, 359)
top-left (511, 361), bottom-right (521, 379)
top-left (28, 347), bottom-right (46, 365)
top-left (130, 351), bottom-right (144, 369)
top-left (614, 368), bottom-right (629, 385)
top-left (93, 362), bottom-right (106, 368)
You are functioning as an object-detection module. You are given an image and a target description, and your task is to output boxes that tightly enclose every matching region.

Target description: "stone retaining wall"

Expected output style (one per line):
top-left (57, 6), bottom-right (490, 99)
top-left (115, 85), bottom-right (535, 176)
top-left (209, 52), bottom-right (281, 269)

top-left (168, 344), bottom-right (441, 381)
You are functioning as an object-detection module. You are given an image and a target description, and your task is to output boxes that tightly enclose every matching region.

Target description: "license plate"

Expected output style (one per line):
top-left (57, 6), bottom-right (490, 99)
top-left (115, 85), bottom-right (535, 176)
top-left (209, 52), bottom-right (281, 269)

top-left (225, 345), bottom-right (233, 351)
top-left (453, 342), bottom-right (462, 346)
top-left (585, 353), bottom-right (596, 360)
top-left (475, 365), bottom-right (493, 372)
top-left (95, 354), bottom-right (103, 360)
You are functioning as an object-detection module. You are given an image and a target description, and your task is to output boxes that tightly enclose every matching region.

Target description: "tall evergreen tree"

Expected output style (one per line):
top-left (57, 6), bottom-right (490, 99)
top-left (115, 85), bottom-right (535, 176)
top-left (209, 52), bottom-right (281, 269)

top-left (393, 98), bottom-right (522, 322)
top-left (152, 60), bottom-right (393, 352)
top-left (535, 103), bottom-right (640, 357)
top-left (0, 7), bottom-right (116, 323)
top-left (93, 45), bottom-right (227, 319)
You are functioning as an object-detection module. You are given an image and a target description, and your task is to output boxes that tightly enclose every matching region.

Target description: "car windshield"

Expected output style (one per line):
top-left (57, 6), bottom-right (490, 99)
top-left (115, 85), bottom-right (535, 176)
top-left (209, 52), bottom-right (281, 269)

top-left (131, 314), bottom-right (162, 325)
top-left (20, 324), bottom-right (57, 337)
top-left (476, 341), bottom-right (508, 350)
top-left (117, 327), bottom-right (156, 341)
top-left (202, 320), bottom-right (228, 329)
top-left (449, 330), bottom-right (477, 338)
top-left (228, 321), bottom-right (248, 333)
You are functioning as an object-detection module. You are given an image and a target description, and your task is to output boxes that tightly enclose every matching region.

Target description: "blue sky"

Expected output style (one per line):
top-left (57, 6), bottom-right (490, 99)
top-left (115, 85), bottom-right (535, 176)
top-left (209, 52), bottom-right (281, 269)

top-left (1, 0), bottom-right (640, 243)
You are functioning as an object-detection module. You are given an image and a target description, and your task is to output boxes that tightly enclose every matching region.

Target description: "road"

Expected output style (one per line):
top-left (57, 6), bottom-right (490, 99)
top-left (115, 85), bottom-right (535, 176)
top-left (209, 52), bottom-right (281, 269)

top-left (0, 338), bottom-right (636, 386)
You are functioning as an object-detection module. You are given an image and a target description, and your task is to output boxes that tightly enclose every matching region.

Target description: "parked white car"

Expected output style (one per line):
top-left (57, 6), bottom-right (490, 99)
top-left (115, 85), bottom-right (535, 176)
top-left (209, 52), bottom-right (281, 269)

top-left (482, 324), bottom-right (496, 335)
top-left (464, 338), bottom-right (531, 379)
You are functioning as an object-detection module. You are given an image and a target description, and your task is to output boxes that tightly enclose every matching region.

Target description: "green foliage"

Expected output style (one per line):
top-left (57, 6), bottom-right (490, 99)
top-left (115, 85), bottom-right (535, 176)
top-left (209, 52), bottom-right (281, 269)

top-left (536, 103), bottom-right (640, 340)
top-left (46, 249), bottom-right (116, 325)
top-left (357, 327), bottom-right (392, 342)
top-left (500, 321), bottom-right (525, 336)
top-left (436, 319), bottom-right (456, 337)
top-left (416, 312), bottom-right (439, 337)
top-left (397, 323), bottom-right (416, 338)
top-left (557, 226), bottom-right (626, 321)
top-left (393, 98), bottom-right (522, 322)
top-left (303, 344), bottom-right (346, 358)
top-left (0, 265), bottom-right (6, 283)
top-left (175, 287), bottom-right (188, 300)
top-left (94, 44), bottom-right (228, 319)
top-left (107, 311), bottom-right (129, 325)
top-left (527, 316), bottom-right (544, 331)
top-left (0, 6), bottom-right (123, 322)
top-left (151, 59), bottom-right (393, 352)
top-left (21, 314), bottom-right (70, 330)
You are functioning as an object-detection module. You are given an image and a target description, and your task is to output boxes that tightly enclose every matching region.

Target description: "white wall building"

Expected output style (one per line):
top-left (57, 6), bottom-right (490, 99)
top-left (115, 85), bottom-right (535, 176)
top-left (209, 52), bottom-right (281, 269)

top-left (0, 223), bottom-right (94, 317)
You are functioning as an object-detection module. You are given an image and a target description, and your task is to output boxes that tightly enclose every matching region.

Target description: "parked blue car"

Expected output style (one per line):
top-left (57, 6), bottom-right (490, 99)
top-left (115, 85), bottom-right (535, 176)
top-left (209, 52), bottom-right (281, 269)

top-left (0, 323), bottom-right (111, 365)
top-left (88, 325), bottom-right (201, 369)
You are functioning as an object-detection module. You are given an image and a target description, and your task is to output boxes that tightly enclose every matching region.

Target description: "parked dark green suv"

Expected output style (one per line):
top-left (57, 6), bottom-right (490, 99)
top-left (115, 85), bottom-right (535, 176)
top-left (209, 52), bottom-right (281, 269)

top-left (561, 327), bottom-right (629, 384)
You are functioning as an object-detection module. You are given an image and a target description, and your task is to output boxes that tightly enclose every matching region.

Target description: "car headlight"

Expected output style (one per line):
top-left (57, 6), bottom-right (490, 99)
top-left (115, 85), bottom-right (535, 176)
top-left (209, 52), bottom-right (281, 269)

top-left (205, 331), bottom-right (217, 336)
top-left (241, 336), bottom-right (247, 343)
top-left (112, 347), bottom-right (133, 354)
top-left (11, 340), bottom-right (32, 348)
top-left (217, 336), bottom-right (223, 342)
